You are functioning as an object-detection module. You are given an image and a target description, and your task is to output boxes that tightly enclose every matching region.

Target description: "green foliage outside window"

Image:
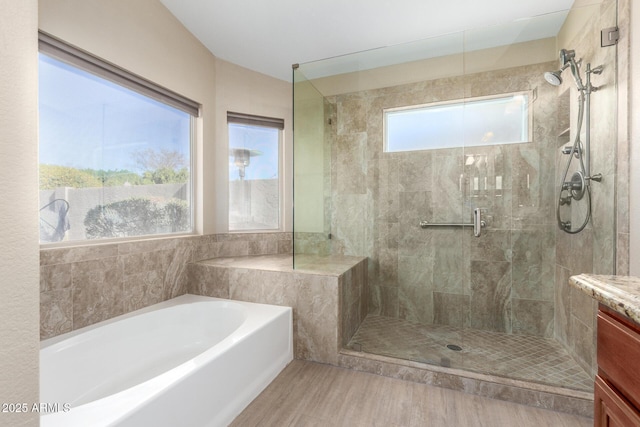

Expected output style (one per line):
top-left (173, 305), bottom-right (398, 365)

top-left (84, 197), bottom-right (189, 239)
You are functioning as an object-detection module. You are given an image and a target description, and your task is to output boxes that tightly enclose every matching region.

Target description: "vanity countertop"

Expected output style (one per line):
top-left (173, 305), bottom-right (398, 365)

top-left (570, 274), bottom-right (640, 324)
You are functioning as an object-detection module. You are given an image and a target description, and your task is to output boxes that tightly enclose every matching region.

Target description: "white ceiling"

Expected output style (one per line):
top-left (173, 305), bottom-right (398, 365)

top-left (159, 0), bottom-right (575, 82)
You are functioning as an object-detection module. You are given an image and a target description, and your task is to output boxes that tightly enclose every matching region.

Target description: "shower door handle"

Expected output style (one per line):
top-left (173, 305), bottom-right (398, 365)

top-left (473, 208), bottom-right (482, 237)
top-left (418, 208), bottom-right (486, 237)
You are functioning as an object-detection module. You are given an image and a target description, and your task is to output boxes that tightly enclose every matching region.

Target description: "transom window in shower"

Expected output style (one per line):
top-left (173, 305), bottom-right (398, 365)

top-left (227, 112), bottom-right (283, 232)
top-left (38, 33), bottom-right (198, 244)
top-left (383, 92), bottom-right (531, 152)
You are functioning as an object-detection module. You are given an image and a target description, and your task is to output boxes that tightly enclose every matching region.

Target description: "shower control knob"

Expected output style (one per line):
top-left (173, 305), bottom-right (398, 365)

top-left (587, 173), bottom-right (603, 183)
top-left (559, 196), bottom-right (572, 206)
top-left (562, 146), bottom-right (581, 157)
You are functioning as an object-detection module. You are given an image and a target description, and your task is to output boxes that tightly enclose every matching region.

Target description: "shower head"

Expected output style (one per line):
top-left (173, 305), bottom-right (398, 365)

top-left (544, 62), bottom-right (569, 86)
top-left (559, 49), bottom-right (576, 66)
top-left (544, 70), bottom-right (563, 86)
top-left (544, 49), bottom-right (585, 91)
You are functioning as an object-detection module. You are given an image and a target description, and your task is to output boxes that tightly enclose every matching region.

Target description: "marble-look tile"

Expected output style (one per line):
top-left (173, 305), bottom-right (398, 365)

top-left (432, 229), bottom-right (464, 293)
top-left (377, 185), bottom-right (400, 223)
top-left (398, 285), bottom-right (434, 324)
top-left (511, 299), bottom-right (553, 337)
top-left (228, 268), bottom-right (263, 303)
top-left (369, 285), bottom-right (398, 318)
top-left (332, 194), bottom-right (368, 256)
top-left (40, 233), bottom-right (296, 339)
top-left (616, 233), bottom-right (630, 276)
top-left (570, 286), bottom-right (596, 330)
top-left (468, 229), bottom-right (511, 262)
top-left (295, 274), bottom-right (339, 364)
top-left (336, 134), bottom-right (367, 194)
top-left (40, 244), bottom-right (118, 266)
top-left (218, 240), bottom-right (250, 258)
top-left (188, 264), bottom-right (230, 298)
top-left (248, 239), bottom-right (278, 256)
top-left (570, 315), bottom-right (595, 376)
top-left (121, 249), bottom-right (173, 275)
top-left (337, 98), bottom-right (368, 135)
top-left (40, 263), bottom-right (72, 292)
top-left (278, 239), bottom-right (293, 254)
top-left (71, 257), bottom-right (124, 329)
top-left (123, 269), bottom-right (164, 312)
top-left (398, 191), bottom-right (432, 253)
top-left (377, 248), bottom-right (398, 287)
top-left (433, 292), bottom-right (470, 328)
top-left (377, 157), bottom-right (399, 190)
top-left (399, 152), bottom-right (432, 192)
top-left (431, 152), bottom-right (464, 224)
top-left (163, 244), bottom-right (193, 300)
top-left (554, 265), bottom-right (572, 345)
top-left (40, 289), bottom-right (73, 340)
top-left (263, 271), bottom-right (298, 307)
top-left (511, 228), bottom-right (554, 301)
top-left (469, 261), bottom-right (512, 333)
top-left (398, 255), bottom-right (432, 289)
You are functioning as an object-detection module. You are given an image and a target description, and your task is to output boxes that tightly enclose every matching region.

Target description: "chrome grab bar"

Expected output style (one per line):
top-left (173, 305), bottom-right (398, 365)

top-left (419, 208), bottom-right (486, 237)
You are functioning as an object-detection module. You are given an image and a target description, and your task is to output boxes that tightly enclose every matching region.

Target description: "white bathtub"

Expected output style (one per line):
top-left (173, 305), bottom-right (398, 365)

top-left (40, 294), bottom-right (293, 427)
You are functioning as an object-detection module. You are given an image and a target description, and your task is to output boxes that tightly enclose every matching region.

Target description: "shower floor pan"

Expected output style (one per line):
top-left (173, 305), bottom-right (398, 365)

top-left (346, 314), bottom-right (593, 393)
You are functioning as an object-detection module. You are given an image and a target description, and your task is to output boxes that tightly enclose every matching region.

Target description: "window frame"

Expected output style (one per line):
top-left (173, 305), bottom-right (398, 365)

top-left (38, 32), bottom-right (199, 246)
top-left (227, 112), bottom-right (284, 233)
top-left (383, 91), bottom-right (532, 153)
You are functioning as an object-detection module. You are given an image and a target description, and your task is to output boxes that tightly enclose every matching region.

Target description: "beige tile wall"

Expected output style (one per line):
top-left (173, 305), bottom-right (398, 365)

top-left (39, 233), bottom-right (292, 340)
top-left (189, 257), bottom-right (367, 365)
top-left (553, 0), bottom-right (620, 377)
top-left (322, 61), bottom-right (559, 339)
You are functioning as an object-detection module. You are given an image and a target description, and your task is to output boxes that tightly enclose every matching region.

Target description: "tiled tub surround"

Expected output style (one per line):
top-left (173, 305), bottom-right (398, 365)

top-left (188, 254), bottom-right (368, 365)
top-left (40, 232), bottom-right (292, 339)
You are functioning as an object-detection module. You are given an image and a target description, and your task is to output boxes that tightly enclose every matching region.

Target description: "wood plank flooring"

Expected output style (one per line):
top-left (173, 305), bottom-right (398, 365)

top-left (231, 360), bottom-right (593, 427)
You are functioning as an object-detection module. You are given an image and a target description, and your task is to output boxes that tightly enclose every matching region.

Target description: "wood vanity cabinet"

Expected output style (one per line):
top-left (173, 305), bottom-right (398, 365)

top-left (595, 305), bottom-right (640, 426)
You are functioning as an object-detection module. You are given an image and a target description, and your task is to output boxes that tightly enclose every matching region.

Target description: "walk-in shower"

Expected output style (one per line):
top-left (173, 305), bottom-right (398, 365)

top-left (546, 48), bottom-right (604, 234)
top-left (293, 0), bottom-right (619, 411)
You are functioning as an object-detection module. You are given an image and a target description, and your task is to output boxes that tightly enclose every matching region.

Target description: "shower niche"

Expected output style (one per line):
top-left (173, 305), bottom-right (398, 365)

top-left (294, 0), bottom-right (618, 406)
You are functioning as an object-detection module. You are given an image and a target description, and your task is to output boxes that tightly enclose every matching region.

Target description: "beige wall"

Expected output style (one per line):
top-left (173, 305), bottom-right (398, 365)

top-left (309, 38), bottom-right (556, 97)
top-left (39, 0), bottom-right (217, 234)
top-left (0, 1), bottom-right (40, 425)
top-left (39, 0), bottom-right (293, 235)
top-left (214, 59), bottom-right (293, 232)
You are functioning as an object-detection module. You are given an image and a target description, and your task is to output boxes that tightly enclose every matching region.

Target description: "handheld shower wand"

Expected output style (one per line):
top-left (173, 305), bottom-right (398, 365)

top-left (545, 48), bottom-right (603, 234)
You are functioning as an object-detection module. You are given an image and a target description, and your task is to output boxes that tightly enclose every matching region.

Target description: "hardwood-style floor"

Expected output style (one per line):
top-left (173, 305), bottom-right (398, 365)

top-left (231, 360), bottom-right (593, 427)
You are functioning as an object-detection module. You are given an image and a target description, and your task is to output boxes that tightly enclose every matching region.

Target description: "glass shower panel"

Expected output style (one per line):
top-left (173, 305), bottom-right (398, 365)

top-left (292, 0), bottom-right (618, 394)
top-left (292, 67), bottom-right (332, 266)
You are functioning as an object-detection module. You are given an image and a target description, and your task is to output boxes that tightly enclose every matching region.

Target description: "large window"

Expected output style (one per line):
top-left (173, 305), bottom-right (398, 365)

top-left (384, 92), bottom-right (530, 152)
top-left (228, 112), bottom-right (283, 231)
top-left (38, 33), bottom-right (198, 244)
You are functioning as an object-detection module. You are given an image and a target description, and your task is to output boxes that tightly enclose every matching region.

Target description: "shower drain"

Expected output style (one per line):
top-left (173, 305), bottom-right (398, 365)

top-left (446, 344), bottom-right (463, 352)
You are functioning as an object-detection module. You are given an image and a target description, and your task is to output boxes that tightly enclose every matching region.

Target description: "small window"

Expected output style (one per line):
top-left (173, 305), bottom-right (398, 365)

top-left (38, 33), bottom-right (198, 244)
top-left (384, 92), bottom-right (530, 152)
top-left (227, 112), bottom-right (283, 231)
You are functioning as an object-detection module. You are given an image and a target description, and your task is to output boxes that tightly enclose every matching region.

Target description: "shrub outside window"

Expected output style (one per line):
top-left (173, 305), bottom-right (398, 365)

top-left (38, 33), bottom-right (197, 244)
